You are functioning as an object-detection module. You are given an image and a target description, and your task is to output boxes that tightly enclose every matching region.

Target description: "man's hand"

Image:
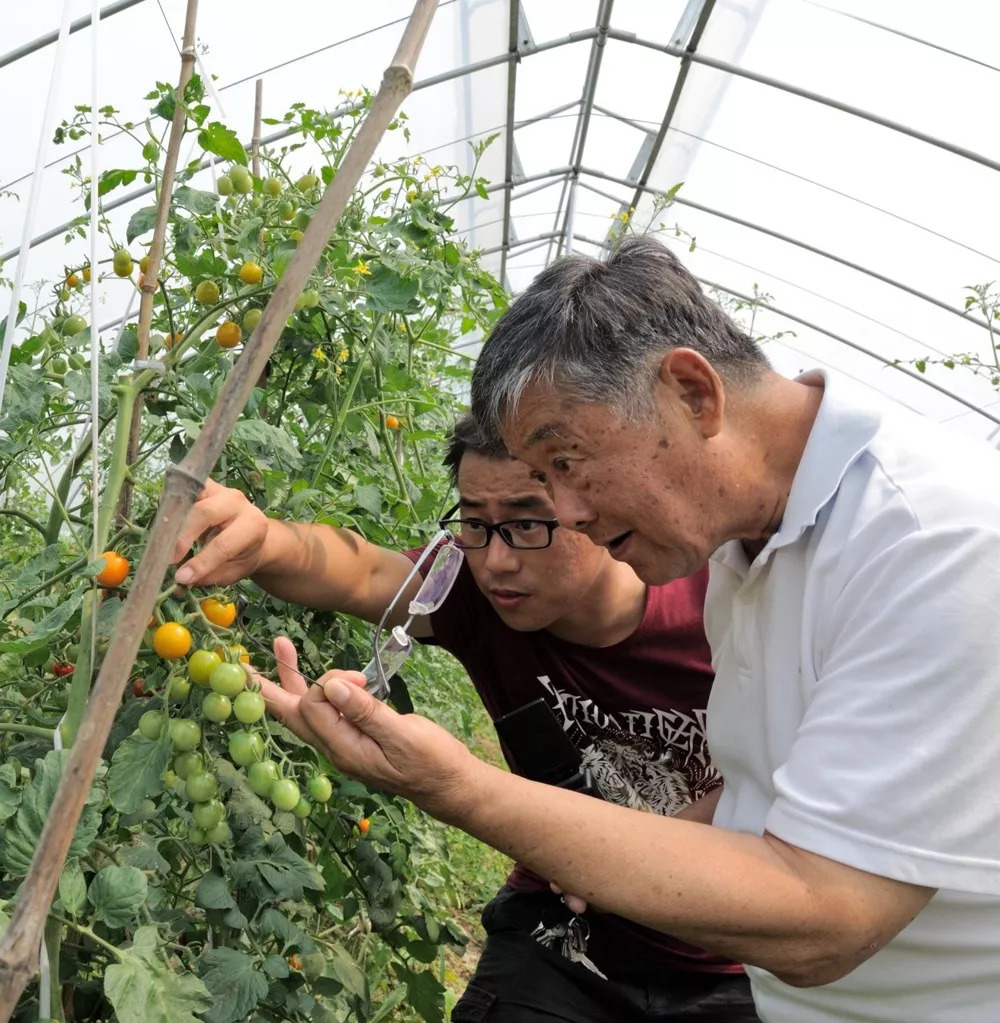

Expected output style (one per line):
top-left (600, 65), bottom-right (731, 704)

top-left (297, 667), bottom-right (484, 820)
top-left (173, 479), bottom-right (270, 586)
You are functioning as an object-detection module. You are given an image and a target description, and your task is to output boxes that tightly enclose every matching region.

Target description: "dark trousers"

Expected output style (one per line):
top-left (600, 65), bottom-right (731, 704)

top-left (452, 888), bottom-right (760, 1022)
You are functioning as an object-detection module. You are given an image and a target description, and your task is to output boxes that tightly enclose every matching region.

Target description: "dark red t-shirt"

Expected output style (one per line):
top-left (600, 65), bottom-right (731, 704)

top-left (407, 549), bottom-right (740, 974)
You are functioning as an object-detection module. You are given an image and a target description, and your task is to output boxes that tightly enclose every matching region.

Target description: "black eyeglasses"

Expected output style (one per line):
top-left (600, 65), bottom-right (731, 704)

top-left (438, 503), bottom-right (559, 551)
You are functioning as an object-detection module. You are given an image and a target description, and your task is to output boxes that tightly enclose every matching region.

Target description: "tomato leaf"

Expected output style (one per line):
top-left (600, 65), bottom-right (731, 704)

top-left (0, 750), bottom-right (100, 876)
top-left (229, 420), bottom-right (302, 469)
top-left (198, 122), bottom-right (246, 166)
top-left (118, 835), bottom-right (170, 875)
top-left (88, 865), bottom-right (147, 928)
top-left (197, 948), bottom-right (268, 1023)
top-left (228, 829), bottom-right (324, 902)
top-left (0, 587), bottom-right (82, 654)
top-left (173, 185), bottom-right (219, 217)
top-left (0, 364), bottom-right (48, 432)
top-left (126, 205), bottom-right (158, 243)
top-left (353, 840), bottom-right (402, 931)
top-left (393, 962), bottom-right (445, 1023)
top-left (262, 954), bottom-right (289, 979)
top-left (257, 908), bottom-right (317, 955)
top-left (364, 267), bottom-right (420, 313)
top-left (352, 484), bottom-right (382, 517)
top-left (107, 733), bottom-right (172, 813)
top-left (0, 762), bottom-right (20, 822)
top-left (105, 925), bottom-right (212, 1023)
top-left (59, 858), bottom-right (88, 917)
top-left (323, 941), bottom-right (367, 999)
top-left (195, 870), bottom-right (235, 911)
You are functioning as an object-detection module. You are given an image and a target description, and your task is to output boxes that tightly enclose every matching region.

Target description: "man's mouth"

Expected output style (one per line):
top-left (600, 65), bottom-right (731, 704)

top-left (489, 589), bottom-right (530, 608)
top-left (606, 531), bottom-right (633, 557)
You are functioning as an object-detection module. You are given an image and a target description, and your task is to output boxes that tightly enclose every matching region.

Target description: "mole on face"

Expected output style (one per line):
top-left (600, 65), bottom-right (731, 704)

top-left (658, 438), bottom-right (670, 449)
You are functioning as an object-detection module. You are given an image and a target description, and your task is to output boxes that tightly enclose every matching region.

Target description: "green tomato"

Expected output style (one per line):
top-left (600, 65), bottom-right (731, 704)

top-left (202, 691), bottom-right (232, 723)
top-left (57, 286), bottom-right (71, 302)
top-left (242, 307), bottom-right (262, 332)
top-left (173, 751), bottom-right (203, 780)
top-left (185, 770), bottom-right (217, 803)
top-left (278, 199), bottom-right (296, 221)
top-left (188, 825), bottom-right (207, 845)
top-left (229, 166), bottom-right (253, 194)
top-left (63, 314), bottom-right (87, 336)
top-left (292, 797), bottom-right (312, 819)
top-left (263, 176), bottom-right (283, 197)
top-left (307, 774), bottom-right (333, 803)
top-left (296, 173), bottom-right (319, 192)
top-left (67, 353), bottom-right (86, 371)
top-left (216, 175), bottom-right (233, 196)
top-left (226, 241), bottom-right (239, 258)
top-left (210, 661), bottom-right (247, 698)
top-left (188, 649), bottom-right (222, 686)
top-left (301, 288), bottom-right (320, 309)
top-left (233, 689), bottom-right (265, 724)
top-left (168, 675), bottom-right (191, 702)
top-left (247, 759), bottom-right (279, 796)
top-left (49, 357), bottom-right (68, 377)
top-left (163, 769), bottom-right (177, 789)
top-left (229, 730), bottom-right (265, 766)
top-left (138, 710), bottom-right (166, 740)
top-left (206, 821), bottom-right (232, 845)
top-left (192, 798), bottom-right (225, 830)
top-left (294, 210), bottom-right (311, 231)
top-left (169, 718), bottom-right (201, 752)
top-left (269, 778), bottom-right (301, 813)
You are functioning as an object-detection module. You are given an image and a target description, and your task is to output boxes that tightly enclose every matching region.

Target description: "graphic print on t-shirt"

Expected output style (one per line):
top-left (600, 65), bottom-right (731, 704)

top-left (535, 674), bottom-right (720, 815)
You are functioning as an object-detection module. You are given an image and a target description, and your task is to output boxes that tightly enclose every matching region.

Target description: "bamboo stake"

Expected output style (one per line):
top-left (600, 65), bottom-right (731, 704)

top-left (116, 0), bottom-right (199, 526)
top-left (0, 1), bottom-right (439, 1013)
top-left (251, 78), bottom-right (263, 179)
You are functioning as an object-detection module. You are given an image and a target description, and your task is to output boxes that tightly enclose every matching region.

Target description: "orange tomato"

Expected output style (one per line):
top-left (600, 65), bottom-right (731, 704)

top-left (66, 272), bottom-right (80, 288)
top-left (384, 415), bottom-right (402, 431)
top-left (165, 332), bottom-right (185, 348)
top-left (154, 622), bottom-right (192, 660)
top-left (95, 551), bottom-right (129, 588)
top-left (358, 817), bottom-right (371, 835)
top-left (238, 261), bottom-right (263, 285)
top-left (216, 321), bottom-right (242, 348)
top-left (201, 598), bottom-right (237, 628)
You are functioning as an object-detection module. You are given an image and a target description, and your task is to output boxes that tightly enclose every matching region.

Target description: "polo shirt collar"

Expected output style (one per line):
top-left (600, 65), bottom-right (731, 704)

top-left (711, 370), bottom-right (881, 578)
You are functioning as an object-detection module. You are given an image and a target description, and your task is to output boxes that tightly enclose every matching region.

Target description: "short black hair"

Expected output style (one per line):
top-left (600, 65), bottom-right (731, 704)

top-left (443, 413), bottom-right (511, 487)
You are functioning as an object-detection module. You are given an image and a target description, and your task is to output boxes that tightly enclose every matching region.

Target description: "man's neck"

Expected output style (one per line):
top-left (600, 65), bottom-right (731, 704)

top-left (543, 560), bottom-right (648, 647)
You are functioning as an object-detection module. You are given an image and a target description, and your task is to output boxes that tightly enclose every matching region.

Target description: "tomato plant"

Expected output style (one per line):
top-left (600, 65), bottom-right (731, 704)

top-left (0, 77), bottom-right (509, 1023)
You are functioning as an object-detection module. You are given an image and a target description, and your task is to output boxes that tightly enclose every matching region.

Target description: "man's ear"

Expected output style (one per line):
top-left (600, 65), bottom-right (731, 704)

top-left (656, 348), bottom-right (725, 439)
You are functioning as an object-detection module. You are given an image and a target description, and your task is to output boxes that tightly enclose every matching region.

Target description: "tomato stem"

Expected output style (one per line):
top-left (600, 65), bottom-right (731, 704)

top-left (0, 722), bottom-right (56, 740)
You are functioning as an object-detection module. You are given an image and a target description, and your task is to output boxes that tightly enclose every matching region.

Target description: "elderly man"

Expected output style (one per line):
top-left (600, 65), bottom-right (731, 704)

top-left (278, 237), bottom-right (1000, 1023)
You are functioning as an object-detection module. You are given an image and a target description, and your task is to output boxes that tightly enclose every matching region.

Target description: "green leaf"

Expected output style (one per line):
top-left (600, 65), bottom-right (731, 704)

top-left (229, 420), bottom-right (302, 469)
top-left (198, 122), bottom-right (247, 165)
top-left (106, 926), bottom-right (212, 1023)
top-left (353, 840), bottom-right (401, 931)
top-left (0, 750), bottom-right (100, 876)
top-left (195, 870), bottom-right (235, 911)
top-left (59, 859), bottom-right (88, 917)
top-left (324, 942), bottom-right (367, 999)
top-left (257, 908), bottom-right (317, 955)
top-left (0, 301), bottom-right (27, 344)
top-left (127, 206), bottom-right (158, 243)
top-left (118, 835), bottom-right (170, 875)
top-left (352, 483), bottom-right (381, 516)
top-left (229, 831), bottom-right (324, 902)
top-left (88, 865), bottom-right (147, 929)
top-left (198, 948), bottom-right (268, 1023)
top-left (364, 267), bottom-right (420, 313)
top-left (107, 733), bottom-right (172, 813)
top-left (262, 954), bottom-right (289, 979)
top-left (0, 587), bottom-right (83, 654)
top-left (0, 363), bottom-right (48, 431)
top-left (174, 185), bottom-right (218, 216)
top-left (98, 168), bottom-right (139, 198)
top-left (394, 963), bottom-right (445, 1023)
top-left (0, 762), bottom-right (20, 821)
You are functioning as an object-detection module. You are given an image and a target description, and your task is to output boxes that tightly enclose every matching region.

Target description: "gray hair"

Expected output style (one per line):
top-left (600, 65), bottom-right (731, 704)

top-left (470, 236), bottom-right (769, 438)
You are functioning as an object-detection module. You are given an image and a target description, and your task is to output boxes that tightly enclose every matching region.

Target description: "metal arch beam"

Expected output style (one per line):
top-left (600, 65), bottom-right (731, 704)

top-left (483, 231), bottom-right (562, 256)
top-left (0, 0), bottom-right (146, 72)
top-left (577, 165), bottom-right (994, 333)
top-left (698, 279), bottom-right (1000, 429)
top-left (552, 0), bottom-right (615, 261)
top-left (605, 28), bottom-right (1000, 175)
top-left (626, 0), bottom-right (717, 215)
top-left (499, 0), bottom-right (524, 287)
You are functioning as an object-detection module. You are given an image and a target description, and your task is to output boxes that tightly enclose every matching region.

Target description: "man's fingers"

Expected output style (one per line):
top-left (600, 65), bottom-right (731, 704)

top-left (548, 882), bottom-right (588, 914)
top-left (272, 636), bottom-right (308, 696)
top-left (175, 515), bottom-right (260, 586)
top-left (319, 672), bottom-right (388, 733)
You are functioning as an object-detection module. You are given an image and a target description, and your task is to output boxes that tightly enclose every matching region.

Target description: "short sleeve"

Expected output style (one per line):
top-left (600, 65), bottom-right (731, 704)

top-left (765, 527), bottom-right (1000, 895)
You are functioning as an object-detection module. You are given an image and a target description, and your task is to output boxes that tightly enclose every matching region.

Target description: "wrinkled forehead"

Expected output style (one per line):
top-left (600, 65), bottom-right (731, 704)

top-left (456, 450), bottom-right (554, 510)
top-left (497, 385), bottom-right (585, 454)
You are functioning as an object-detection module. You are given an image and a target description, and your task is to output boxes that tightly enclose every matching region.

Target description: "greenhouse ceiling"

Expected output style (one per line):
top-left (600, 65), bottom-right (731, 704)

top-left (2, 0), bottom-right (999, 441)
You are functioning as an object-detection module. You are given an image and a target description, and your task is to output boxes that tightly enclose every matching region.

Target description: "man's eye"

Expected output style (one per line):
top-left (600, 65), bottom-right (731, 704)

top-left (530, 470), bottom-right (547, 484)
top-left (513, 520), bottom-right (542, 532)
top-left (552, 458), bottom-right (570, 472)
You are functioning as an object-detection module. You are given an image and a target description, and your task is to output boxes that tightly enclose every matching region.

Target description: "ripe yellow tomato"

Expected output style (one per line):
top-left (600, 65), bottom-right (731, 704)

top-left (216, 321), bottom-right (242, 349)
top-left (201, 598), bottom-right (237, 628)
top-left (154, 622), bottom-right (192, 660)
top-left (238, 261), bottom-right (263, 286)
top-left (194, 280), bottom-right (221, 305)
top-left (95, 551), bottom-right (129, 588)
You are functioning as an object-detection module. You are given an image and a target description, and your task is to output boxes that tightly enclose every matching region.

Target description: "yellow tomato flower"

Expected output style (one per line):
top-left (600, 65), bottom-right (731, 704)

top-left (353, 259), bottom-right (371, 276)
top-left (312, 347), bottom-right (327, 361)
top-left (337, 348), bottom-right (350, 362)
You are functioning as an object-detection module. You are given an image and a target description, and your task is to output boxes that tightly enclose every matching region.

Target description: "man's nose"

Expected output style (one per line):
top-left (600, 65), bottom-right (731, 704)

top-left (552, 484), bottom-right (596, 533)
top-left (483, 530), bottom-right (520, 571)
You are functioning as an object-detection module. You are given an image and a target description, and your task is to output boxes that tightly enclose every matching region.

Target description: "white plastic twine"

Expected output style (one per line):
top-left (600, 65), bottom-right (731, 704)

top-left (0, 0), bottom-right (76, 419)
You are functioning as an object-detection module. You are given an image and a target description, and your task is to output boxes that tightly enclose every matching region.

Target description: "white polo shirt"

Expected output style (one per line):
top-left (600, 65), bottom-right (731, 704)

top-left (706, 372), bottom-right (1000, 1022)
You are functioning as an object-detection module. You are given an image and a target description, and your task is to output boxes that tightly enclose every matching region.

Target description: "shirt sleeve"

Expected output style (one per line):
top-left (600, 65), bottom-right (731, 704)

top-left (764, 526), bottom-right (1000, 896)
